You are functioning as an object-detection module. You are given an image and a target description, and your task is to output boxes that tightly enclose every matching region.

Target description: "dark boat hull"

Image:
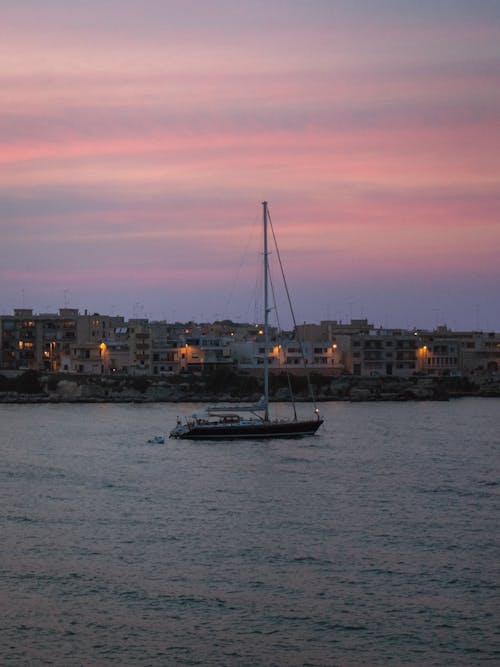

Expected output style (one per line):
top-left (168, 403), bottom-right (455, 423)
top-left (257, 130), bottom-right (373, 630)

top-left (172, 418), bottom-right (323, 440)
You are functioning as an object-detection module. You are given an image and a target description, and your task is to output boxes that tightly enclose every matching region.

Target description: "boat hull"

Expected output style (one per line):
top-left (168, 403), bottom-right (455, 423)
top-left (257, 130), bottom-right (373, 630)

top-left (170, 419), bottom-right (323, 440)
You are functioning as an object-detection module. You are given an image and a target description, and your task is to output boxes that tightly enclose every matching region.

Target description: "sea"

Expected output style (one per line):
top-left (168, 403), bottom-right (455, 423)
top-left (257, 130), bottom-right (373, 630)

top-left (0, 399), bottom-right (499, 667)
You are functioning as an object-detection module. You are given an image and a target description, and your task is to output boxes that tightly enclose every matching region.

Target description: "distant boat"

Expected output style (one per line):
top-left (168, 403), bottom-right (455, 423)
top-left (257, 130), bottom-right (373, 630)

top-left (147, 435), bottom-right (165, 444)
top-left (170, 202), bottom-right (323, 440)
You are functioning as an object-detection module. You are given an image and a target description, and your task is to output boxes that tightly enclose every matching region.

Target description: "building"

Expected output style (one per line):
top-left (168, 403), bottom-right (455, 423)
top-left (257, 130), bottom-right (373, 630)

top-left (1, 308), bottom-right (499, 378)
top-left (417, 326), bottom-right (500, 376)
top-left (342, 329), bottom-right (417, 377)
top-left (0, 308), bottom-right (78, 372)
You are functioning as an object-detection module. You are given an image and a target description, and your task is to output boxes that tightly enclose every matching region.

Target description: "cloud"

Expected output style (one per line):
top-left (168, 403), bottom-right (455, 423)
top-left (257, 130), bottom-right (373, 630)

top-left (1, 1), bottom-right (499, 327)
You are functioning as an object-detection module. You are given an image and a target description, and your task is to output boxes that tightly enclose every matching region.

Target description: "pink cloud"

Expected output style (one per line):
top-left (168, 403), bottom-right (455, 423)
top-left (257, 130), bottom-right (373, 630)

top-left (1, 1), bottom-right (499, 327)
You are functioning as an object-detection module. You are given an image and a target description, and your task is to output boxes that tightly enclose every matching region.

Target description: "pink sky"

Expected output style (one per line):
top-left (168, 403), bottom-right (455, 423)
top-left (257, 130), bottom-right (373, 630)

top-left (1, 1), bottom-right (499, 329)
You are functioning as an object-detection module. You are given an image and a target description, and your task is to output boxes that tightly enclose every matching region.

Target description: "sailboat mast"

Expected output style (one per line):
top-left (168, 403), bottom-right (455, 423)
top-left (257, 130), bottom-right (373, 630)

top-left (263, 201), bottom-right (270, 421)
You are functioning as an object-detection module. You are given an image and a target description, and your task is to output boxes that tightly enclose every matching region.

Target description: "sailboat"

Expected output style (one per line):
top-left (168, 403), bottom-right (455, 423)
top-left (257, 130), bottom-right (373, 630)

top-left (169, 202), bottom-right (324, 440)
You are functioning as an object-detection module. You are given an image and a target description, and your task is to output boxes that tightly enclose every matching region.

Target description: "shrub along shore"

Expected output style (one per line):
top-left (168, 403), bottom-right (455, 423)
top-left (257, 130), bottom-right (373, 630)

top-left (1, 369), bottom-right (499, 403)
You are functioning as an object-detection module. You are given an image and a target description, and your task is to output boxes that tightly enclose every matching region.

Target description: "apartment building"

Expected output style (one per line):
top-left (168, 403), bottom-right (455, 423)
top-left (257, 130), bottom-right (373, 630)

top-left (417, 326), bottom-right (500, 376)
top-left (65, 312), bottom-right (127, 374)
top-left (0, 308), bottom-right (78, 371)
top-left (342, 329), bottom-right (417, 377)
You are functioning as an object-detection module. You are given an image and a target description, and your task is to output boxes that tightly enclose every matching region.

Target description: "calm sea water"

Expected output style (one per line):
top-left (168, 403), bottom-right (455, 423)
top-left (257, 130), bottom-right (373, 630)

top-left (0, 399), bottom-right (499, 666)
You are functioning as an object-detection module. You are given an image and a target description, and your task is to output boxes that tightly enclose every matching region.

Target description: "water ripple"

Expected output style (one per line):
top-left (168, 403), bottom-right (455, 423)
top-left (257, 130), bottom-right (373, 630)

top-left (1, 399), bottom-right (499, 666)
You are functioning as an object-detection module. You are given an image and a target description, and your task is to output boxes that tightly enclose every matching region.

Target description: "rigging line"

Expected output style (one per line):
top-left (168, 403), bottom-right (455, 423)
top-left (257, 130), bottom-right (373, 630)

top-left (267, 207), bottom-right (317, 409)
top-left (268, 261), bottom-right (298, 420)
top-left (224, 212), bottom-right (260, 320)
top-left (251, 262), bottom-right (263, 325)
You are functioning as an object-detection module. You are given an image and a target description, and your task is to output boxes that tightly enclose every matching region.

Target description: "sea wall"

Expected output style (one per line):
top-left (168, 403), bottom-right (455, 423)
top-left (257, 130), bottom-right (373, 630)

top-left (1, 369), bottom-right (499, 403)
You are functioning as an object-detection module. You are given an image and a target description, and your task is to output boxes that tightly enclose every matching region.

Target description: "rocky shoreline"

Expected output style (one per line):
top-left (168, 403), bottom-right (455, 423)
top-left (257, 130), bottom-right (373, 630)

top-left (1, 369), bottom-right (499, 403)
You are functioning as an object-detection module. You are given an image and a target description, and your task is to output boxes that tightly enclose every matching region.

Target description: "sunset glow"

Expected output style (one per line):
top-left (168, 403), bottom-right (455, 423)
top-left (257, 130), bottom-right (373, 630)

top-left (1, 1), bottom-right (499, 329)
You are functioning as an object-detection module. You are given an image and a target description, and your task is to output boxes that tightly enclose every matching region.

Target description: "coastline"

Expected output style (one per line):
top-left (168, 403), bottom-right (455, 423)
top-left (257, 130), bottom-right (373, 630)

top-left (1, 370), bottom-right (499, 403)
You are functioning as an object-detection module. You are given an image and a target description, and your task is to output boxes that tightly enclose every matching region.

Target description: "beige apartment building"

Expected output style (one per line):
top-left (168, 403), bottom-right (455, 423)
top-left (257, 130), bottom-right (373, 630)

top-left (417, 326), bottom-right (500, 376)
top-left (0, 308), bottom-right (78, 372)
